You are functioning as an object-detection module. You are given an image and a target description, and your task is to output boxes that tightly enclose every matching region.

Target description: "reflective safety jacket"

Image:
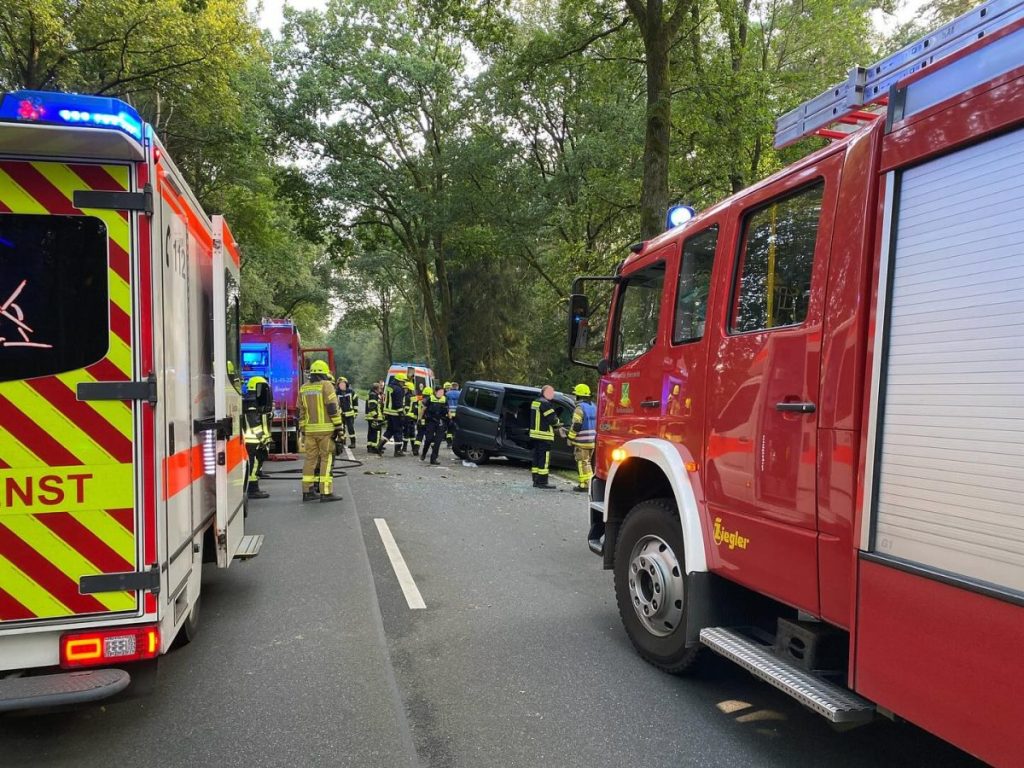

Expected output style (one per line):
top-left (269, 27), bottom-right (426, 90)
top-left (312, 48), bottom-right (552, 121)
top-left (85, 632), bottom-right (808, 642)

top-left (424, 394), bottom-right (447, 426)
top-left (530, 398), bottom-right (559, 442)
top-left (337, 389), bottom-right (356, 418)
top-left (299, 378), bottom-right (343, 434)
top-left (568, 401), bottom-right (597, 449)
top-left (383, 380), bottom-right (406, 416)
top-left (365, 391), bottom-right (383, 422)
top-left (243, 408), bottom-right (270, 446)
top-left (445, 388), bottom-right (460, 417)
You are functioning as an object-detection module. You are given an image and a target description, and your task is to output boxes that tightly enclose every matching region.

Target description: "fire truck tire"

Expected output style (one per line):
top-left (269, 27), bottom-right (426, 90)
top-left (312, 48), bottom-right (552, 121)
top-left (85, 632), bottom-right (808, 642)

top-left (614, 498), bottom-right (701, 675)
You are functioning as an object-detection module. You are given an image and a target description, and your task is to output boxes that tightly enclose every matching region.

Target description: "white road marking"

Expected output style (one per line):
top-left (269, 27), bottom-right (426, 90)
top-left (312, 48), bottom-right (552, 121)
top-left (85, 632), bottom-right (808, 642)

top-left (373, 518), bottom-right (426, 610)
top-left (344, 444), bottom-right (354, 461)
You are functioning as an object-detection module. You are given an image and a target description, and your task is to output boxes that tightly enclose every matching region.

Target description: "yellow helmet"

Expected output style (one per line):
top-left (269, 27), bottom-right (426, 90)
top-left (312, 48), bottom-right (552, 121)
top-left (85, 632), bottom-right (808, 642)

top-left (423, 386), bottom-right (434, 396)
top-left (395, 372), bottom-right (408, 381)
top-left (443, 381), bottom-right (452, 389)
top-left (338, 375), bottom-right (348, 383)
top-left (310, 360), bottom-right (331, 375)
top-left (405, 381), bottom-right (415, 391)
top-left (573, 383), bottom-right (591, 397)
top-left (248, 375), bottom-right (269, 388)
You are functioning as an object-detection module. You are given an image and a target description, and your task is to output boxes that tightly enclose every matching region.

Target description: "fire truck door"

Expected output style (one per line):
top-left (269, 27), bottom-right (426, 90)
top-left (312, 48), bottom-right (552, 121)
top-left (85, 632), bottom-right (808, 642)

top-left (703, 155), bottom-right (841, 612)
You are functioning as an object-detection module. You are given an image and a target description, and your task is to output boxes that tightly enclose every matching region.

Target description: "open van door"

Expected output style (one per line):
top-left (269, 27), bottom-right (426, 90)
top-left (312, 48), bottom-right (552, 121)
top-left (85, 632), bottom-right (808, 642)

top-left (211, 216), bottom-right (246, 567)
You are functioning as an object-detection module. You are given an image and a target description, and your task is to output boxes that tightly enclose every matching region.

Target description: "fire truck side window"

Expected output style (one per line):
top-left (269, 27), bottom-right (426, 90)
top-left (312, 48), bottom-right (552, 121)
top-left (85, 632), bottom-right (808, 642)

top-left (0, 214), bottom-right (109, 383)
top-left (731, 181), bottom-right (824, 333)
top-left (673, 225), bottom-right (718, 344)
top-left (613, 262), bottom-right (665, 367)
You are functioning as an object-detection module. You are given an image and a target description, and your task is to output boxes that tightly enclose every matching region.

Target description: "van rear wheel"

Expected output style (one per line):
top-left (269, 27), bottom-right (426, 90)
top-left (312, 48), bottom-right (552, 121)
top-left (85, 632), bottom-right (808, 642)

top-left (614, 498), bottom-right (701, 674)
top-left (463, 446), bottom-right (490, 464)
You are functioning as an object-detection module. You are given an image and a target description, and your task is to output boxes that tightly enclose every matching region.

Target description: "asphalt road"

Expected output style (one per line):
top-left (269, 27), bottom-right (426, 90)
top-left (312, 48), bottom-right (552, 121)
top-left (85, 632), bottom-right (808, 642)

top-left (0, 422), bottom-right (984, 768)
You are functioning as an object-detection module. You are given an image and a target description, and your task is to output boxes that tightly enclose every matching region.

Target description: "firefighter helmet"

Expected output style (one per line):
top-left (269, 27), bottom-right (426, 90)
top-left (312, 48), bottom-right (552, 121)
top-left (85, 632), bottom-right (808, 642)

top-left (573, 383), bottom-right (591, 397)
top-left (423, 386), bottom-right (434, 396)
top-left (405, 381), bottom-right (415, 391)
top-left (395, 372), bottom-right (408, 381)
top-left (443, 381), bottom-right (452, 389)
top-left (310, 360), bottom-right (331, 375)
top-left (248, 375), bottom-right (268, 387)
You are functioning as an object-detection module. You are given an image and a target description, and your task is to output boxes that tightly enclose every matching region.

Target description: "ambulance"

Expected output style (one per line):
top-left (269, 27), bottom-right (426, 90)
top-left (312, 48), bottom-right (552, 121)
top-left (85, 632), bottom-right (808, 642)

top-left (0, 90), bottom-right (262, 711)
top-left (570, 2), bottom-right (1023, 764)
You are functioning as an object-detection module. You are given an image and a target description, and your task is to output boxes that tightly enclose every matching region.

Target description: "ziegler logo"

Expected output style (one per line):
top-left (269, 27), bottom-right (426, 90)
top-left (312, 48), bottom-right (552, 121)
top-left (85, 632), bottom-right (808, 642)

top-left (713, 518), bottom-right (750, 550)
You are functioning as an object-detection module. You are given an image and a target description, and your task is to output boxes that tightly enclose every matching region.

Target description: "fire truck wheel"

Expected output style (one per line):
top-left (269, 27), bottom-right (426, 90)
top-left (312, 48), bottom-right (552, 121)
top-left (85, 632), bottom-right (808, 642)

top-left (614, 499), bottom-right (701, 675)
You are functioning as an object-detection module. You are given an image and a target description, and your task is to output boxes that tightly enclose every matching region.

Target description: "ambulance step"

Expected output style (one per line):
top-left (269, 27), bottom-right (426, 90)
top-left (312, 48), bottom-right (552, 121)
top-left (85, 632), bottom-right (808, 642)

top-left (234, 534), bottom-right (264, 560)
top-left (0, 669), bottom-right (130, 713)
top-left (699, 627), bottom-right (875, 724)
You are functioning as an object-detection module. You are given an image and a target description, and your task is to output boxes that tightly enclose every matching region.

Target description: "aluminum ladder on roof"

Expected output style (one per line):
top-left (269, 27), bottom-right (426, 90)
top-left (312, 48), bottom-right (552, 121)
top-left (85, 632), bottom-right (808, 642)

top-left (774, 0), bottom-right (1024, 149)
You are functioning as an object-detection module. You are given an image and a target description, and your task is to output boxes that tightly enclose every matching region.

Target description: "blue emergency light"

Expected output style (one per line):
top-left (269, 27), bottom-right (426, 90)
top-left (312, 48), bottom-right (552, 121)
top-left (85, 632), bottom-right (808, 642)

top-left (0, 91), bottom-right (144, 142)
top-left (666, 205), bottom-right (696, 230)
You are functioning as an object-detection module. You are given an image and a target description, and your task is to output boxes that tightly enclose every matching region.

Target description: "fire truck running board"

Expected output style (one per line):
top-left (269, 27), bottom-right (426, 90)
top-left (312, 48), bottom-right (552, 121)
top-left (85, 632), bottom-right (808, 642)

top-left (234, 534), bottom-right (264, 560)
top-left (699, 627), bottom-right (875, 724)
top-left (0, 669), bottom-right (130, 713)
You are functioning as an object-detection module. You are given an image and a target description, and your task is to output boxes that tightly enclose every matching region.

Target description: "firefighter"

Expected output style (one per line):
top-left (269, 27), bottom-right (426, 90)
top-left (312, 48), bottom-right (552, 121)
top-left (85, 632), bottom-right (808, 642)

top-left (567, 383), bottom-right (597, 493)
top-left (413, 384), bottom-right (428, 457)
top-left (529, 384), bottom-right (565, 489)
top-left (365, 381), bottom-right (385, 454)
top-left (404, 380), bottom-right (418, 455)
top-left (298, 359), bottom-right (344, 502)
top-left (337, 376), bottom-right (357, 450)
top-left (419, 386), bottom-right (448, 465)
top-left (243, 375), bottom-right (272, 499)
top-left (382, 372), bottom-right (407, 456)
top-left (445, 381), bottom-right (460, 447)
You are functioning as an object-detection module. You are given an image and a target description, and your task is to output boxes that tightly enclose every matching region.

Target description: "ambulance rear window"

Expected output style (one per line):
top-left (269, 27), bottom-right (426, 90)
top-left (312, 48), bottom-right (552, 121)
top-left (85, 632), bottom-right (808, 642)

top-left (0, 214), bottom-right (109, 383)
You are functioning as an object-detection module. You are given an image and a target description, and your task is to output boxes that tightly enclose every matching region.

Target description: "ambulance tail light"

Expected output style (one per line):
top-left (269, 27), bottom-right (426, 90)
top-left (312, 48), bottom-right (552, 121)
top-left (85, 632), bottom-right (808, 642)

top-left (59, 626), bottom-right (160, 669)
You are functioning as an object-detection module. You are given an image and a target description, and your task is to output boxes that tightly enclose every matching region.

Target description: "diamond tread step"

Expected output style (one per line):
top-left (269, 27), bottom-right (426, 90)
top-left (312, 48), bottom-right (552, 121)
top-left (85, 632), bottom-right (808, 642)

top-left (234, 533), bottom-right (264, 559)
top-left (699, 627), bottom-right (875, 724)
top-left (0, 669), bottom-right (130, 713)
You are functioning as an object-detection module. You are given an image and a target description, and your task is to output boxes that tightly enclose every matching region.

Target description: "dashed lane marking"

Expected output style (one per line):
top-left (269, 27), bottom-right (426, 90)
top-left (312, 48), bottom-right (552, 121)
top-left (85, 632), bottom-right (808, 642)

top-left (373, 518), bottom-right (427, 610)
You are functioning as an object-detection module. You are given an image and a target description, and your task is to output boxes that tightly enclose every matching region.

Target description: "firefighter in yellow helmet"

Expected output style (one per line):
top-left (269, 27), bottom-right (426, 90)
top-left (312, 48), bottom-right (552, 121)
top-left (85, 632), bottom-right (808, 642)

top-left (243, 375), bottom-right (272, 499)
top-left (529, 384), bottom-right (565, 489)
top-left (404, 379), bottom-right (418, 454)
top-left (567, 383), bottom-right (597, 493)
top-left (298, 359), bottom-right (344, 502)
top-left (382, 372), bottom-right (407, 456)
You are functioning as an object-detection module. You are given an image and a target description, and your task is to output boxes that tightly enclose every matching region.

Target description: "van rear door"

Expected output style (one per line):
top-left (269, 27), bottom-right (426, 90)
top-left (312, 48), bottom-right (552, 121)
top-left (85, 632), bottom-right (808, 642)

top-left (0, 160), bottom-right (142, 626)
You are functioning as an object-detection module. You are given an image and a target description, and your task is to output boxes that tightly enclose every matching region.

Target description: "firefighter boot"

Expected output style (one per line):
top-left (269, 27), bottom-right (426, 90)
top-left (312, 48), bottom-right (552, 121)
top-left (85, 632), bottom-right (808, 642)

top-left (350, 436), bottom-right (356, 449)
top-left (532, 475), bottom-right (554, 490)
top-left (393, 443), bottom-right (402, 457)
top-left (302, 491), bottom-right (319, 502)
top-left (319, 492), bottom-right (343, 503)
top-left (573, 485), bottom-right (588, 493)
top-left (248, 482), bottom-right (269, 500)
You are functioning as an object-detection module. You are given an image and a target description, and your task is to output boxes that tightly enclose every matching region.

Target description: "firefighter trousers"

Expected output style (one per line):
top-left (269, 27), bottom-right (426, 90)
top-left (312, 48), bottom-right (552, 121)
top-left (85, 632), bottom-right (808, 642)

top-left (343, 415), bottom-right (356, 444)
top-left (531, 440), bottom-right (551, 479)
top-left (422, 422), bottom-right (444, 462)
top-left (246, 443), bottom-right (268, 482)
top-left (367, 419), bottom-right (383, 449)
top-left (573, 445), bottom-right (594, 489)
top-left (302, 433), bottom-right (335, 494)
top-left (384, 415), bottom-right (404, 446)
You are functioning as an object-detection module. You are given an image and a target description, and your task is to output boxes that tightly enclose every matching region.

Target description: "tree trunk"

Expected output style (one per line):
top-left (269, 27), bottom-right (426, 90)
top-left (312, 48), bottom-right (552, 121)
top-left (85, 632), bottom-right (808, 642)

top-left (630, 1), bottom-right (674, 240)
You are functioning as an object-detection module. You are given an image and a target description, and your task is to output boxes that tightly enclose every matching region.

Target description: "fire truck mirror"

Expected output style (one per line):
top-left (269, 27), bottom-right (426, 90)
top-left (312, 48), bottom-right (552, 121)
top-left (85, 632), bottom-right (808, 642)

top-left (569, 293), bottom-right (589, 350)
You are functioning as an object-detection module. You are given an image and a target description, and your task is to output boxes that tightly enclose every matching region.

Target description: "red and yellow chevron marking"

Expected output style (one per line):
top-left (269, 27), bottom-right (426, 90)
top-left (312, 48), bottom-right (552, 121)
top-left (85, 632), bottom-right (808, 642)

top-left (0, 160), bottom-right (139, 624)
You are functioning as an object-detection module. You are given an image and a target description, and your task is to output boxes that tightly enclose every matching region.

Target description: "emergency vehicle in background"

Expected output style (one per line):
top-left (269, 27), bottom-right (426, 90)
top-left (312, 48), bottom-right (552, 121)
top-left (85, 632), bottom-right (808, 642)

top-left (569, 2), bottom-right (1023, 764)
top-left (0, 89), bottom-right (262, 711)
top-left (240, 318), bottom-right (334, 450)
top-left (384, 362), bottom-right (434, 392)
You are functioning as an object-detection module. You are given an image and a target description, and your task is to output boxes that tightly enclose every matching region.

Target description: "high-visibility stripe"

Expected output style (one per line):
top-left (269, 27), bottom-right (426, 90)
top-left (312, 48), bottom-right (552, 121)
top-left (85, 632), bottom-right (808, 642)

top-left (54, 370), bottom-right (132, 438)
top-left (108, 240), bottom-right (130, 284)
top-left (3, 384), bottom-right (120, 464)
top-left (32, 162), bottom-right (131, 253)
top-left (108, 270), bottom-right (132, 320)
top-left (106, 508), bottom-right (135, 534)
top-left (71, 509), bottom-right (135, 565)
top-left (0, 555), bottom-right (66, 619)
top-left (110, 301), bottom-right (132, 347)
top-left (86, 356), bottom-right (130, 385)
top-left (0, 394), bottom-right (81, 467)
top-left (0, 585), bottom-right (34, 621)
top-left (0, 525), bottom-right (108, 614)
top-left (0, 166), bottom-right (47, 213)
top-left (0, 515), bottom-right (133, 611)
top-left (106, 332), bottom-right (133, 379)
top-left (36, 512), bottom-right (134, 574)
top-left (26, 378), bottom-right (132, 461)
top-left (67, 163), bottom-right (129, 195)
top-left (0, 424), bottom-right (44, 467)
top-left (0, 161), bottom-right (78, 215)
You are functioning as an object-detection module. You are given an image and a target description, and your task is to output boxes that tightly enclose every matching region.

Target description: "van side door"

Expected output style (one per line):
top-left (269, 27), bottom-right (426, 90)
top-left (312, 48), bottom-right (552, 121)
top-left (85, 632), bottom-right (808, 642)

top-left (703, 152), bottom-right (843, 614)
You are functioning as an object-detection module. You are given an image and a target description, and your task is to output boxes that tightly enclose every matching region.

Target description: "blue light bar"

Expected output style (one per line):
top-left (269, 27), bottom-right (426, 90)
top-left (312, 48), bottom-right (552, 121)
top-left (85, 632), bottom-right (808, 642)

top-left (0, 90), bottom-right (144, 142)
top-left (666, 205), bottom-right (696, 229)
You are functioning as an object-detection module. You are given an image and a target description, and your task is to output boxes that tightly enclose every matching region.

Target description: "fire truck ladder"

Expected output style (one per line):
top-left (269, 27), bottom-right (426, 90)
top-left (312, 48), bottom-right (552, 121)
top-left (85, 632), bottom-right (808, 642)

top-left (774, 0), bottom-right (1024, 149)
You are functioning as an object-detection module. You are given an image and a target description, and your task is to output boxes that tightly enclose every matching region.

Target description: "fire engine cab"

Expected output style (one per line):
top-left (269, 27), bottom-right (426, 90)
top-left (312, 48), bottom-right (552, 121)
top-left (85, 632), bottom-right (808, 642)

top-left (569, 2), bottom-right (1023, 764)
top-left (0, 90), bottom-right (262, 711)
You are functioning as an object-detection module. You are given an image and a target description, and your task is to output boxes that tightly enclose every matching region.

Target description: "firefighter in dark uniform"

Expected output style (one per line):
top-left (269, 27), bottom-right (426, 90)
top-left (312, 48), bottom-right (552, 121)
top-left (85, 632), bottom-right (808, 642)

top-left (298, 360), bottom-right (344, 502)
top-left (337, 376), bottom-right (357, 450)
top-left (243, 375), bottom-right (272, 499)
top-left (365, 381), bottom-right (385, 454)
top-left (445, 382), bottom-right (460, 447)
top-left (404, 380), bottom-right (418, 455)
top-left (413, 385), bottom-right (428, 457)
top-left (530, 384), bottom-right (565, 489)
top-left (419, 387), bottom-right (448, 465)
top-left (382, 372), bottom-right (407, 456)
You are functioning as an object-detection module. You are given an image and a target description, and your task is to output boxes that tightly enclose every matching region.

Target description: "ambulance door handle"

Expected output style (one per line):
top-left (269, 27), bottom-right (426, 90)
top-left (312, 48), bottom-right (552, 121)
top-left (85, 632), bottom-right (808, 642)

top-left (640, 400), bottom-right (661, 408)
top-left (776, 401), bottom-right (816, 414)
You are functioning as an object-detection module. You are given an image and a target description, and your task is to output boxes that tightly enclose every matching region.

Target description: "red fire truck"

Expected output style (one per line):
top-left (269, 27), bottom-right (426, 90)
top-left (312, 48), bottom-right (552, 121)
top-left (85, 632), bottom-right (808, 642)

top-left (569, 3), bottom-right (1023, 764)
top-left (0, 90), bottom-right (262, 711)
top-left (240, 318), bottom-right (334, 451)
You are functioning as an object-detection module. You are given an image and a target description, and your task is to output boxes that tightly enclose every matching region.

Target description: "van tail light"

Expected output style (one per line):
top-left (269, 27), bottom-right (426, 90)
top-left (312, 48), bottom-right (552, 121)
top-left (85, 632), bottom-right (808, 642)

top-left (60, 626), bottom-right (160, 669)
